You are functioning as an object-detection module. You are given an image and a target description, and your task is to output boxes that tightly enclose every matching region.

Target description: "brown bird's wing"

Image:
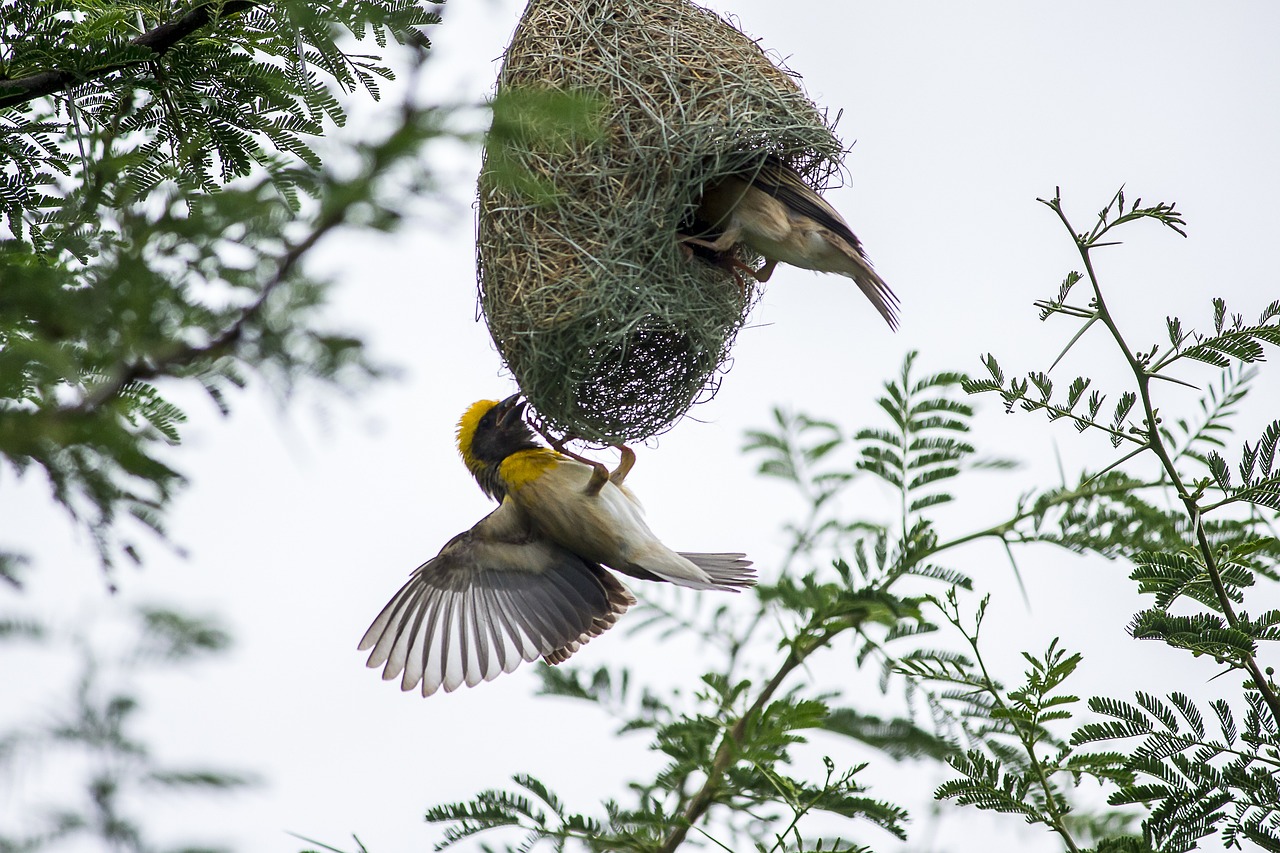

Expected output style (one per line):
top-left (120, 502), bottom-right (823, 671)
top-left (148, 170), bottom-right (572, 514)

top-left (750, 158), bottom-right (862, 251)
top-left (358, 501), bottom-right (635, 696)
top-left (750, 158), bottom-right (900, 330)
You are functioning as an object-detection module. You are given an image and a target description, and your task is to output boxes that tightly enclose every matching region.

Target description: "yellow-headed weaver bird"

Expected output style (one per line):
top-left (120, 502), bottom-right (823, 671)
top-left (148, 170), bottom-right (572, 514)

top-left (682, 156), bottom-right (899, 330)
top-left (358, 395), bottom-right (754, 696)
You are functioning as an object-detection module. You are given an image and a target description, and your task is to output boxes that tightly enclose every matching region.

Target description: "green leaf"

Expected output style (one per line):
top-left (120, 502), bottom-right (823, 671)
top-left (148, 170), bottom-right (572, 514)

top-left (820, 707), bottom-right (956, 761)
top-left (1129, 609), bottom-right (1257, 657)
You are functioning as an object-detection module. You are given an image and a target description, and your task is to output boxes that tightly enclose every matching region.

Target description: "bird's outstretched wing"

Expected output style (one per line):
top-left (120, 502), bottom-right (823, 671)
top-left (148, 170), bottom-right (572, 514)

top-left (359, 502), bottom-right (635, 696)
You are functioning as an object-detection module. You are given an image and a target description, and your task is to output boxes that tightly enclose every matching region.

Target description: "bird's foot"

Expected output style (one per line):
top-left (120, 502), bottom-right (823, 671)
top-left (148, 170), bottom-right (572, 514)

top-left (610, 444), bottom-right (635, 486)
top-left (723, 257), bottom-right (760, 297)
top-left (547, 432), bottom-right (612, 496)
top-left (753, 259), bottom-right (778, 284)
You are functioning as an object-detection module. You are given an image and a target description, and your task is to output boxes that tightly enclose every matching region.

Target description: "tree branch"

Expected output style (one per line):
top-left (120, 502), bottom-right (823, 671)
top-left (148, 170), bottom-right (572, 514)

top-left (658, 639), bottom-right (816, 853)
top-left (1052, 193), bottom-right (1280, 727)
top-left (0, 0), bottom-right (261, 111)
top-left (70, 201), bottom-right (345, 416)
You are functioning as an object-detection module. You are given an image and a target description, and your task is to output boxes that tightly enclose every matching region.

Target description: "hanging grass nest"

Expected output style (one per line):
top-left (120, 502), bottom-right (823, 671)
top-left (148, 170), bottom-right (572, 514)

top-left (477, 0), bottom-right (844, 442)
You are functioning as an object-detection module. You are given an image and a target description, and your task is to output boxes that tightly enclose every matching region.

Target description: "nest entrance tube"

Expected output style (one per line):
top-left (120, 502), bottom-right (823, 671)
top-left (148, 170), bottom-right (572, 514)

top-left (477, 0), bottom-right (845, 443)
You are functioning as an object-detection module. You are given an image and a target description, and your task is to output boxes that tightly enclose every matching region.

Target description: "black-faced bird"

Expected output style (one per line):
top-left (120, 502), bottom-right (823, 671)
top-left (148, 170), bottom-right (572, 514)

top-left (359, 395), bottom-right (754, 696)
top-left (682, 156), bottom-right (899, 329)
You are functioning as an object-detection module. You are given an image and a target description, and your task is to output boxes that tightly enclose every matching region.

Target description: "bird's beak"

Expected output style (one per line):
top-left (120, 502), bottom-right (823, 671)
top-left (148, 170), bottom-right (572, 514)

top-left (496, 394), bottom-right (527, 426)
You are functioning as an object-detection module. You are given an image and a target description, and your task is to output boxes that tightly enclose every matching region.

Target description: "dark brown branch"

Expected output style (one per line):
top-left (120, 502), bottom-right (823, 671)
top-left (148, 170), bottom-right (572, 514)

top-left (0, 0), bottom-right (261, 111)
top-left (73, 202), bottom-right (346, 415)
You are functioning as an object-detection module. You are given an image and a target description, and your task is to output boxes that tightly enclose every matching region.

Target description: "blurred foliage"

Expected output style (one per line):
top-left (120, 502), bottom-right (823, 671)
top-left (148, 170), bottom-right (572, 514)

top-left (2, 4), bottom-right (461, 847)
top-left (0, 0), bottom-right (446, 580)
top-left (0, 604), bottom-right (252, 853)
top-left (418, 189), bottom-right (1279, 852)
top-left (4, 5), bottom-right (1277, 849)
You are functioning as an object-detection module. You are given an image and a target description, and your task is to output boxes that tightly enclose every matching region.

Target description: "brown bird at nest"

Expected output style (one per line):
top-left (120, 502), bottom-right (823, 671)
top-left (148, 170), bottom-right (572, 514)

top-left (680, 157), bottom-right (899, 329)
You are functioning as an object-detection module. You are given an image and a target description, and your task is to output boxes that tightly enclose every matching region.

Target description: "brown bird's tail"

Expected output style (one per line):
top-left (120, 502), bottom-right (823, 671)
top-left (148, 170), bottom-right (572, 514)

top-left (834, 246), bottom-right (900, 331)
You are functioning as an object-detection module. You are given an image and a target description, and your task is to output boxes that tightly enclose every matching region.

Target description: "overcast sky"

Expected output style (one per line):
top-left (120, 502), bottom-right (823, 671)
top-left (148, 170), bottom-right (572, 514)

top-left (4, 2), bottom-right (1280, 851)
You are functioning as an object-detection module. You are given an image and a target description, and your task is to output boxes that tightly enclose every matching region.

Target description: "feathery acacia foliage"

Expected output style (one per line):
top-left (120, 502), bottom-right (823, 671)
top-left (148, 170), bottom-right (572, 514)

top-left (1073, 691), bottom-right (1280, 851)
top-left (950, 187), bottom-right (1280, 851)
top-left (0, 0), bottom-right (446, 581)
top-left (4, 6), bottom-right (1277, 846)
top-left (416, 188), bottom-right (1278, 853)
top-left (2, 6), bottom-right (457, 851)
top-left (0, 604), bottom-right (252, 852)
top-left (0, 0), bottom-right (440, 230)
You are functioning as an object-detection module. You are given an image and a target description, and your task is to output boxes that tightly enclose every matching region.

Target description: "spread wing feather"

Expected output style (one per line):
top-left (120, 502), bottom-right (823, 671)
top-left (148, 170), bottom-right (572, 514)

top-left (359, 503), bottom-right (635, 696)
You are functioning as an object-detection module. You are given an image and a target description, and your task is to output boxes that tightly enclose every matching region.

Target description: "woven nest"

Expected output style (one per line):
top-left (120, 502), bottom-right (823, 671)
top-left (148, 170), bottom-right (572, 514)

top-left (477, 0), bottom-right (844, 442)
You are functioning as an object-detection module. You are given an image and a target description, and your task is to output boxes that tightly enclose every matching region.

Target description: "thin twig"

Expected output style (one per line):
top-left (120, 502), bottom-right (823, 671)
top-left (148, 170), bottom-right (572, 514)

top-left (71, 202), bottom-right (346, 415)
top-left (1051, 193), bottom-right (1280, 726)
top-left (657, 640), bottom-right (813, 853)
top-left (956, 609), bottom-right (1082, 853)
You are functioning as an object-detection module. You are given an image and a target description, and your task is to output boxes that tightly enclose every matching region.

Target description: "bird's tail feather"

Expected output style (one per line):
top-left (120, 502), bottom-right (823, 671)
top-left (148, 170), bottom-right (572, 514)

top-left (678, 552), bottom-right (755, 590)
top-left (621, 548), bottom-right (755, 592)
top-left (836, 246), bottom-right (899, 330)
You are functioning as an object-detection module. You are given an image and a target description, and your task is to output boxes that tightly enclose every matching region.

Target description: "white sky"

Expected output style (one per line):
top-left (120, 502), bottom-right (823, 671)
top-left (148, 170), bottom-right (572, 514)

top-left (3, 1), bottom-right (1280, 851)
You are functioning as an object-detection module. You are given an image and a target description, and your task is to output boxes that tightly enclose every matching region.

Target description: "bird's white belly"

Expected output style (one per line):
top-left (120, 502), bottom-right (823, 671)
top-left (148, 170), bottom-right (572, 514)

top-left (748, 222), bottom-right (835, 271)
top-left (514, 465), bottom-right (655, 568)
